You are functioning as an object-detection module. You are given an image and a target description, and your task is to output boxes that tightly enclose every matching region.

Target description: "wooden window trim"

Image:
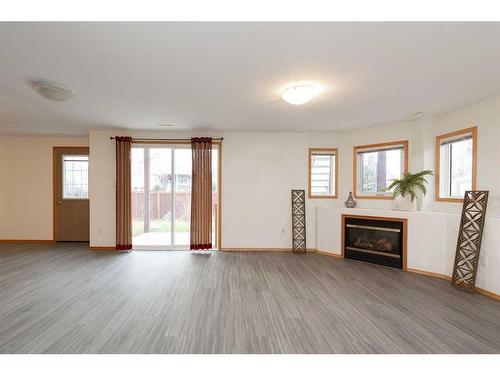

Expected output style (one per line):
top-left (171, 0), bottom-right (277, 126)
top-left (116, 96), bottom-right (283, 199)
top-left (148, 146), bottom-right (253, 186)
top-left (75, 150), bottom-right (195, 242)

top-left (352, 140), bottom-right (409, 200)
top-left (308, 148), bottom-right (338, 199)
top-left (435, 126), bottom-right (477, 203)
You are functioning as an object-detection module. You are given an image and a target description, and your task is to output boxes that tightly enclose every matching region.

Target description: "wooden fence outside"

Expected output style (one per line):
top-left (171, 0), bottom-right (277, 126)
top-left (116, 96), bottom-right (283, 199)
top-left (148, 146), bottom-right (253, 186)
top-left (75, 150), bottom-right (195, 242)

top-left (132, 191), bottom-right (217, 221)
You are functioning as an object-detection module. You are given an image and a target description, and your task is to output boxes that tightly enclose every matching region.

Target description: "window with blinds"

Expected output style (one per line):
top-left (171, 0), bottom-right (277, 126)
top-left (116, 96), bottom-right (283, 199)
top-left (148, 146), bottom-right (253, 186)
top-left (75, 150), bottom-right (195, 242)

top-left (308, 148), bottom-right (337, 199)
top-left (436, 127), bottom-right (477, 200)
top-left (353, 141), bottom-right (408, 198)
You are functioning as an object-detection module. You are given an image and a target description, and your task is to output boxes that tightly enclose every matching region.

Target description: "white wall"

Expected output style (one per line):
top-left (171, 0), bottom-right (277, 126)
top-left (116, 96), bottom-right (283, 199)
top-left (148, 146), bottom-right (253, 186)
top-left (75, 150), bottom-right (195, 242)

top-left (88, 129), bottom-right (342, 248)
top-left (88, 131), bottom-right (116, 247)
top-left (0, 136), bottom-right (89, 240)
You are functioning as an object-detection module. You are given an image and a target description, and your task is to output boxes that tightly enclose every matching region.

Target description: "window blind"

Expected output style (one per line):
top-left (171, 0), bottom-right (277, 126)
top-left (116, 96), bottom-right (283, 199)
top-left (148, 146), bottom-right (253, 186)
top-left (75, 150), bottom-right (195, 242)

top-left (356, 146), bottom-right (404, 155)
top-left (440, 135), bottom-right (472, 147)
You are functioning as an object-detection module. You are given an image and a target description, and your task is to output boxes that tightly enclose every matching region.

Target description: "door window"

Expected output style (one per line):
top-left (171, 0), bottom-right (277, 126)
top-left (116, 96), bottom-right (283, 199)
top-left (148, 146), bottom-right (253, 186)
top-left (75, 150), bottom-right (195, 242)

top-left (63, 155), bottom-right (89, 199)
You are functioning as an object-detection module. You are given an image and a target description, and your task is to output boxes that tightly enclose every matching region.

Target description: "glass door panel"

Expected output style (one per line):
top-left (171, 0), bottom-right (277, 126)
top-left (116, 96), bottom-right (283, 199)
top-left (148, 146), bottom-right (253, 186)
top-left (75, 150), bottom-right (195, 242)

top-left (147, 148), bottom-right (173, 246)
top-left (173, 147), bottom-right (192, 246)
top-left (131, 148), bottom-right (145, 239)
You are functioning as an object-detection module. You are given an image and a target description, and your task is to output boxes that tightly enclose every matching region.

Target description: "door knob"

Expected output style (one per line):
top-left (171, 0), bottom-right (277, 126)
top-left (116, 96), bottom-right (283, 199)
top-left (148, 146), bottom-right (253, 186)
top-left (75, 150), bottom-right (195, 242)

top-left (56, 200), bottom-right (62, 205)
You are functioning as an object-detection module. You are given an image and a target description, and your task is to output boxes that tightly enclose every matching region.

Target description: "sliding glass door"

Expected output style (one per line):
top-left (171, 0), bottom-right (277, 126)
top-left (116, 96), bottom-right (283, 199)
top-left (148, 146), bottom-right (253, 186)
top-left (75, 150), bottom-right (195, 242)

top-left (172, 147), bottom-right (191, 247)
top-left (131, 144), bottom-right (219, 250)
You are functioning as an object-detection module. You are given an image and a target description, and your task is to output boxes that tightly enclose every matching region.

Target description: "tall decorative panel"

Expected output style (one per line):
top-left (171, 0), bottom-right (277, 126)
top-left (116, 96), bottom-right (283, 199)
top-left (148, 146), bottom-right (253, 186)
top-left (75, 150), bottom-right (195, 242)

top-left (291, 189), bottom-right (306, 253)
top-left (451, 191), bottom-right (489, 293)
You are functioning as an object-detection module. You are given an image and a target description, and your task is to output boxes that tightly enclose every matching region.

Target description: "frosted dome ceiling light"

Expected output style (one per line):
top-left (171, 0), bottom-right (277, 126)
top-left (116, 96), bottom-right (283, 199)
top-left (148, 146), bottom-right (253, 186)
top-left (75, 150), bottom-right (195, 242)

top-left (281, 83), bottom-right (320, 105)
top-left (31, 80), bottom-right (74, 102)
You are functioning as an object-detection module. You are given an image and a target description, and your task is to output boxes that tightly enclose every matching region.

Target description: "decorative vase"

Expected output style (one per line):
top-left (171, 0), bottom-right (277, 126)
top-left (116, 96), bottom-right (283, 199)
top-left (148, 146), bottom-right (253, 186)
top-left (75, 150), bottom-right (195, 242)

top-left (394, 194), bottom-right (417, 211)
top-left (345, 192), bottom-right (357, 208)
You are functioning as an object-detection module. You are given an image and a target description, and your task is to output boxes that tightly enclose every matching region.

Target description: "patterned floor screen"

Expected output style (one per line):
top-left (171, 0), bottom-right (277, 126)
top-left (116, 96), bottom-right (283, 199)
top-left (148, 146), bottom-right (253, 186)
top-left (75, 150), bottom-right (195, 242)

top-left (291, 189), bottom-right (306, 253)
top-left (451, 191), bottom-right (489, 293)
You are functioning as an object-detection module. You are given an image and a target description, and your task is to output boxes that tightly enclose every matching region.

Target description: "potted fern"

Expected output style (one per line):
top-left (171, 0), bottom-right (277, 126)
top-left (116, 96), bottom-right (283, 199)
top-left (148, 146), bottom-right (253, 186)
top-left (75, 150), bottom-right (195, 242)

top-left (385, 170), bottom-right (433, 211)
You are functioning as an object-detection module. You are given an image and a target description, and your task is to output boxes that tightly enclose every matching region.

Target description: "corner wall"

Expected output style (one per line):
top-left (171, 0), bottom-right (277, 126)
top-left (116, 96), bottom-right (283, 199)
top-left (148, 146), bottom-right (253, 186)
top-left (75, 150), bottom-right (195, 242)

top-left (315, 95), bottom-right (500, 295)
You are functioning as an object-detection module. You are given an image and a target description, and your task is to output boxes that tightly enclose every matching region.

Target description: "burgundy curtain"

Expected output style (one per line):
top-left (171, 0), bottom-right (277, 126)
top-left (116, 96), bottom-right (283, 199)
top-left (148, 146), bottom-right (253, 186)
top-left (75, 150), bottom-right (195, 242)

top-left (115, 136), bottom-right (132, 250)
top-left (190, 137), bottom-right (213, 250)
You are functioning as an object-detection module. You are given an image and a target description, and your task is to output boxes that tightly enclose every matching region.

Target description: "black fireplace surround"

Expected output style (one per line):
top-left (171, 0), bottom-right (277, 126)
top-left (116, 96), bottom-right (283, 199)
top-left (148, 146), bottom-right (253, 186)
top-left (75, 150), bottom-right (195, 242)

top-left (344, 216), bottom-right (404, 269)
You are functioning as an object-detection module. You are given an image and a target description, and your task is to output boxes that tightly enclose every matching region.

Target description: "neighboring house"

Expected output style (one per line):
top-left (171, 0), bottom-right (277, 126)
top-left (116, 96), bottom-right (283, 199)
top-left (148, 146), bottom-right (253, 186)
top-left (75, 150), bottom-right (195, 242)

top-left (133, 173), bottom-right (192, 192)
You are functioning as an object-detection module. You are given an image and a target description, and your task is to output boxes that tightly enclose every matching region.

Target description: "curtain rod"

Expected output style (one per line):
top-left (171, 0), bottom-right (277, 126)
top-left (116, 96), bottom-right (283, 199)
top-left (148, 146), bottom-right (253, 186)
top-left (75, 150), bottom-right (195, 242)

top-left (110, 136), bottom-right (223, 141)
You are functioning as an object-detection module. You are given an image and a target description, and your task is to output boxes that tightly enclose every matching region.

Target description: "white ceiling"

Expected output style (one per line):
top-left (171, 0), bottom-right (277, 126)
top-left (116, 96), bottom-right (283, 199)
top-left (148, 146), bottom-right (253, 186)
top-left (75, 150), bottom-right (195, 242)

top-left (0, 22), bottom-right (499, 136)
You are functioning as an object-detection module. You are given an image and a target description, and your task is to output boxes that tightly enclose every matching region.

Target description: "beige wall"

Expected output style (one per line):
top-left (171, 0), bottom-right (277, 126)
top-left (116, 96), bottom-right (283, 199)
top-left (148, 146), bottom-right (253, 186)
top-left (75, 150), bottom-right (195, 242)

top-left (0, 136), bottom-right (89, 240)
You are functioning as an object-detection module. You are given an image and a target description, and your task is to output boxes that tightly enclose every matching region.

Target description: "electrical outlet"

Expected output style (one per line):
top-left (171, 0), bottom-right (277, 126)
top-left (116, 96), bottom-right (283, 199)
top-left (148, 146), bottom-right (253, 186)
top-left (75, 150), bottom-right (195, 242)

top-left (98, 227), bottom-right (102, 234)
top-left (281, 228), bottom-right (286, 235)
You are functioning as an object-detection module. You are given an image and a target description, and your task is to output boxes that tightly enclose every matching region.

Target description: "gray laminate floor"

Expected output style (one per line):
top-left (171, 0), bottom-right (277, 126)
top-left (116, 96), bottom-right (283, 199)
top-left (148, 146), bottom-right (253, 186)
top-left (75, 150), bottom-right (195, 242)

top-left (0, 242), bottom-right (499, 354)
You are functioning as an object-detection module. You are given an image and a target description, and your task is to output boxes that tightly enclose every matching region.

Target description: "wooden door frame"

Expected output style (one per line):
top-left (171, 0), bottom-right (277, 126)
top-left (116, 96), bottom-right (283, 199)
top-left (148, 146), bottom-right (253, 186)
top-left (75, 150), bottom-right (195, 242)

top-left (52, 147), bottom-right (90, 241)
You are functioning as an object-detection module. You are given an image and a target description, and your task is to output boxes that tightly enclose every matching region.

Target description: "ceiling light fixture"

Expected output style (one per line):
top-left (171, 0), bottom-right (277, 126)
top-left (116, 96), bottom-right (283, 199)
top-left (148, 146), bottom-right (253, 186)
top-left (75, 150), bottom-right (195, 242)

top-left (158, 123), bottom-right (175, 127)
top-left (30, 80), bottom-right (74, 102)
top-left (281, 83), bottom-right (321, 105)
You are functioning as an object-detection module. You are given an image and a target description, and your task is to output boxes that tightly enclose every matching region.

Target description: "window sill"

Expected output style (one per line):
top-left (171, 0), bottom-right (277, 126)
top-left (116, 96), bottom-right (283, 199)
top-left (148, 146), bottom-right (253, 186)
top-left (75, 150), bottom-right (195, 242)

top-left (435, 197), bottom-right (464, 203)
top-left (308, 195), bottom-right (338, 200)
top-left (353, 195), bottom-right (393, 200)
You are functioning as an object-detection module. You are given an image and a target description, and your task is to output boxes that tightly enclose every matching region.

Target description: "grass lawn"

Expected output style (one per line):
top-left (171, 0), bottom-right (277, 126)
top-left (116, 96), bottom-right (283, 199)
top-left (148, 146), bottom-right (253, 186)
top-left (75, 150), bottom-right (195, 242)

top-left (133, 220), bottom-right (190, 236)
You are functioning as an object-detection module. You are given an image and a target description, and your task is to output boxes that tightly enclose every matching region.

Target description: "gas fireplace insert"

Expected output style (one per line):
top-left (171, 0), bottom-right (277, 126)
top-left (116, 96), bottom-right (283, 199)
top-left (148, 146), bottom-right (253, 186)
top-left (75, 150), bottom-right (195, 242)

top-left (343, 215), bottom-right (406, 269)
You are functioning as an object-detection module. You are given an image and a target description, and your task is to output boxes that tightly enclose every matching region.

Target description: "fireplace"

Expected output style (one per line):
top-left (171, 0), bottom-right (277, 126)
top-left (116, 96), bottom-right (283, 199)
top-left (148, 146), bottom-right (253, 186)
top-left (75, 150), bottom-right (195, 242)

top-left (342, 215), bottom-right (407, 270)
